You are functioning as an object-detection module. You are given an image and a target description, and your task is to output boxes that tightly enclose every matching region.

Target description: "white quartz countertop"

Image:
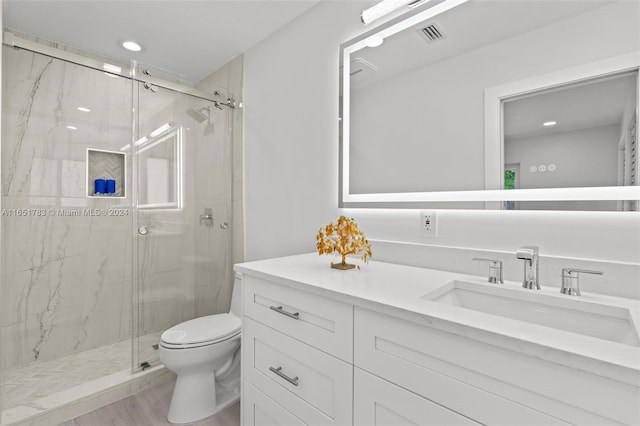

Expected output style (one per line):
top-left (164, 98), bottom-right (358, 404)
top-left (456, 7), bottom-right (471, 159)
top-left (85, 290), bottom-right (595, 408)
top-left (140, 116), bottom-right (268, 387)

top-left (235, 253), bottom-right (640, 386)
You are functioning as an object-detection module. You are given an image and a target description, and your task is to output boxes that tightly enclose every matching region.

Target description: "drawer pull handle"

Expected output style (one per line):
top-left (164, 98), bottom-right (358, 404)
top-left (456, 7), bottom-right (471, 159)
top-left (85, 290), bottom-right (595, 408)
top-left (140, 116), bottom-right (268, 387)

top-left (269, 305), bottom-right (300, 320)
top-left (269, 366), bottom-right (299, 387)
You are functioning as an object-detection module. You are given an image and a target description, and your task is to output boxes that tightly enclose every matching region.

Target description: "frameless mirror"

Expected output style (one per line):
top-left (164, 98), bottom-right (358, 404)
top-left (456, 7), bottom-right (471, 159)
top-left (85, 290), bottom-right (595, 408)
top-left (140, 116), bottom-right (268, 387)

top-left (340, 0), bottom-right (640, 210)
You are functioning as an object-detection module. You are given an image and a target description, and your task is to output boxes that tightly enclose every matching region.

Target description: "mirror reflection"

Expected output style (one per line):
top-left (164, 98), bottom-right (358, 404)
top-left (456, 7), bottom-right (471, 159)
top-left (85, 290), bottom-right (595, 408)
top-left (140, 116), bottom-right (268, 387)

top-left (137, 126), bottom-right (182, 209)
top-left (341, 0), bottom-right (640, 210)
top-left (503, 72), bottom-right (637, 211)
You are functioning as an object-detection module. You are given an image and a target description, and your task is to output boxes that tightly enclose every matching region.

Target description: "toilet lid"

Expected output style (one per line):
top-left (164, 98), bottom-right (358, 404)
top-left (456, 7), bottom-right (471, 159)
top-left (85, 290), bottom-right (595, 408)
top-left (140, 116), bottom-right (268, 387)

top-left (160, 314), bottom-right (240, 347)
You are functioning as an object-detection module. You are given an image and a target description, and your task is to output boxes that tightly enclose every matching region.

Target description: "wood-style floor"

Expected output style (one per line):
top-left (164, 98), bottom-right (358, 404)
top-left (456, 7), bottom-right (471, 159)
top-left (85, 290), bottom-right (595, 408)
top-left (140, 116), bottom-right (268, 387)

top-left (60, 379), bottom-right (240, 426)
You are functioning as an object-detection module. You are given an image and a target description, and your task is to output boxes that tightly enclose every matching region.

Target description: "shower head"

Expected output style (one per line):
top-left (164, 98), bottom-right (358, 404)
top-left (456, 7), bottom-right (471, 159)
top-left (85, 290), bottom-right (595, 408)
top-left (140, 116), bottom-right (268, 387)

top-left (186, 106), bottom-right (210, 123)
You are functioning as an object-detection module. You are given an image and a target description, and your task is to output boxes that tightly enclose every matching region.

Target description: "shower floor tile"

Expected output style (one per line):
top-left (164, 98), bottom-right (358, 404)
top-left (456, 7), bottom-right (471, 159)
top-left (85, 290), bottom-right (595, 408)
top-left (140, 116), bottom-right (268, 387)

top-left (2, 333), bottom-right (161, 410)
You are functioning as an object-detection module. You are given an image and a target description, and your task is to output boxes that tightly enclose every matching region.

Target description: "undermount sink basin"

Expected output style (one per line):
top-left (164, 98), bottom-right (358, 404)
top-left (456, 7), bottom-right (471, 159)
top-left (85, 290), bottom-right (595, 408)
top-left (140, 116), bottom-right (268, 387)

top-left (421, 280), bottom-right (640, 347)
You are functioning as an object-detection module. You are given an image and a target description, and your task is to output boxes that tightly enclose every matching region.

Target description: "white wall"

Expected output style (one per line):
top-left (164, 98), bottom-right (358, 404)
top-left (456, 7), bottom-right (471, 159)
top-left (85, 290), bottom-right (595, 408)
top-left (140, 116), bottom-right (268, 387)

top-left (244, 1), bottom-right (640, 265)
top-left (505, 125), bottom-right (619, 189)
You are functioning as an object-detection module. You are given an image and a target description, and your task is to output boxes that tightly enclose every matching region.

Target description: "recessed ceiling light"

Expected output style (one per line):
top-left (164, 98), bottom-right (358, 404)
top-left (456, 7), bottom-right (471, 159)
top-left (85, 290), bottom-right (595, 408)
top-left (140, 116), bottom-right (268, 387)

top-left (543, 121), bottom-right (557, 127)
top-left (66, 125), bottom-right (77, 130)
top-left (77, 107), bottom-right (91, 112)
top-left (122, 41), bottom-right (142, 52)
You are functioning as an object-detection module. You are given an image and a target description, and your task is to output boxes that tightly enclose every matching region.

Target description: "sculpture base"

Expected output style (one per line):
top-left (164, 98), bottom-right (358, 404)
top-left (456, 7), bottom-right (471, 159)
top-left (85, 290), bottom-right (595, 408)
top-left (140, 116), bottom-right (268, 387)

top-left (331, 262), bottom-right (356, 270)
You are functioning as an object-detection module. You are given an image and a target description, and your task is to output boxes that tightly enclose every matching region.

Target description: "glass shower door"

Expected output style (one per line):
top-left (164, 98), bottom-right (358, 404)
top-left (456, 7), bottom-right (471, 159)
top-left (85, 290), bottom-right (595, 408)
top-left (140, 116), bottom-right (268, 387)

top-left (132, 75), bottom-right (233, 370)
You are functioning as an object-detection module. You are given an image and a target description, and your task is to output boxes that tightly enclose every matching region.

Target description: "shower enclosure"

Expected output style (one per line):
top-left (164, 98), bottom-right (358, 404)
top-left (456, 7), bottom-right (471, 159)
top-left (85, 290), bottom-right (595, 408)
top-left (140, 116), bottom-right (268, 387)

top-left (0, 42), bottom-right (233, 424)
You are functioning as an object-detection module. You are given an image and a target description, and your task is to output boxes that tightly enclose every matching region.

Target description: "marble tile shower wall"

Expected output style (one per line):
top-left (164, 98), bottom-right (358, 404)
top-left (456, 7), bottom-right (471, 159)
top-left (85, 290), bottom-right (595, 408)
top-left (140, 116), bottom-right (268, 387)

top-left (0, 46), bottom-right (218, 371)
top-left (194, 55), bottom-right (242, 318)
top-left (192, 111), bottom-right (232, 318)
top-left (1, 47), bottom-right (134, 370)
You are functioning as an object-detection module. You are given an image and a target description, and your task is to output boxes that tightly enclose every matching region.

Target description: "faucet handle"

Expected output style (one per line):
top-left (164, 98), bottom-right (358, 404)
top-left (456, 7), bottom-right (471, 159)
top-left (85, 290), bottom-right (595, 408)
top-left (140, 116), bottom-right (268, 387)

top-left (561, 268), bottom-right (603, 296)
top-left (472, 258), bottom-right (504, 284)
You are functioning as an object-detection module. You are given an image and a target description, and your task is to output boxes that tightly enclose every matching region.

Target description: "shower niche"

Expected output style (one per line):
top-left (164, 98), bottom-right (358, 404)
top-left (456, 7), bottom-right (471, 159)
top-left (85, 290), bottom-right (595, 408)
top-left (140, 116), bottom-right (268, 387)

top-left (86, 148), bottom-right (126, 198)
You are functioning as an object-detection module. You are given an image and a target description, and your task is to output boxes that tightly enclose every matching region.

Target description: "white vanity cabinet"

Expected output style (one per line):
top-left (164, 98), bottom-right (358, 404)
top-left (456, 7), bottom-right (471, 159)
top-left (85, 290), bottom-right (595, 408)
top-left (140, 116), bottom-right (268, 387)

top-left (354, 368), bottom-right (480, 426)
top-left (242, 275), bottom-right (353, 362)
top-left (241, 274), bottom-right (354, 425)
top-left (237, 255), bottom-right (640, 426)
top-left (354, 307), bottom-right (637, 425)
top-left (243, 381), bottom-right (306, 426)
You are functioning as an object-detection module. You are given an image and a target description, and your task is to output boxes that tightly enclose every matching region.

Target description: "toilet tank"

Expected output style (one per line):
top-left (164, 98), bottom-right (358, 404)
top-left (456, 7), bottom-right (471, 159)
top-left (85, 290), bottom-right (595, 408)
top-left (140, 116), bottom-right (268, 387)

top-left (229, 272), bottom-right (242, 318)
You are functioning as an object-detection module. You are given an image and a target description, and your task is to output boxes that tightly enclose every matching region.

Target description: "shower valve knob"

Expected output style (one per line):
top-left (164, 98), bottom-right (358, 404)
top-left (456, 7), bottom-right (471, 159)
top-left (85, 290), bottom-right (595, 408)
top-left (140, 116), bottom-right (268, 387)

top-left (200, 208), bottom-right (214, 226)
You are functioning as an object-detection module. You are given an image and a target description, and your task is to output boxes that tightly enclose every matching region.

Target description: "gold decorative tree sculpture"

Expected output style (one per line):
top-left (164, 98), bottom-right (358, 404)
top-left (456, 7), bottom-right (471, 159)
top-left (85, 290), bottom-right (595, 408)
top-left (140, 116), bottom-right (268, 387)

top-left (316, 216), bottom-right (372, 270)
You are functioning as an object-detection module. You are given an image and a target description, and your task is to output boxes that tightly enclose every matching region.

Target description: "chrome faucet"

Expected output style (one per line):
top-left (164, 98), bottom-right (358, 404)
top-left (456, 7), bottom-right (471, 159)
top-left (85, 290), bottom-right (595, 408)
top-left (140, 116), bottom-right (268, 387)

top-left (472, 258), bottom-right (503, 284)
top-left (516, 246), bottom-right (539, 289)
top-left (561, 268), bottom-right (603, 296)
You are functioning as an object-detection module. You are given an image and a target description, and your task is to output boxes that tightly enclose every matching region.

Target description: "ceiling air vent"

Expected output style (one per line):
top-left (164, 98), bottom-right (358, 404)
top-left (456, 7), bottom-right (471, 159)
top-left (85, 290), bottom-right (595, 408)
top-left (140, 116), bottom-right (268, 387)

top-left (417, 23), bottom-right (445, 43)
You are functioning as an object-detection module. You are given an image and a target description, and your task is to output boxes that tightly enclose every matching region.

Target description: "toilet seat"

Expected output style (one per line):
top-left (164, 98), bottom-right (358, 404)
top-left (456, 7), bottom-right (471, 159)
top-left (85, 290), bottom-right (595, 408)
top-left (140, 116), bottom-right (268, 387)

top-left (160, 313), bottom-right (241, 349)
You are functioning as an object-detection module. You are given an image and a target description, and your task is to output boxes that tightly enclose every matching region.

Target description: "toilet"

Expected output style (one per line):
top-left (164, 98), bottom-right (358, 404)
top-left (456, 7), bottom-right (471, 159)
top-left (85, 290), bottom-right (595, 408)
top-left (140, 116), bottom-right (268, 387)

top-left (159, 273), bottom-right (242, 424)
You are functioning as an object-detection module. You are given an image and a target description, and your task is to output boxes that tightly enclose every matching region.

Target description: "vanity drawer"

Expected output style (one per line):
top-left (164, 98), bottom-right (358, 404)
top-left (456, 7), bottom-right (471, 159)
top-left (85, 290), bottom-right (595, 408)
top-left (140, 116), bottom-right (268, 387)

top-left (354, 307), bottom-right (576, 426)
top-left (354, 367), bottom-right (479, 426)
top-left (243, 317), bottom-right (353, 425)
top-left (243, 380), bottom-right (306, 426)
top-left (243, 275), bottom-right (353, 361)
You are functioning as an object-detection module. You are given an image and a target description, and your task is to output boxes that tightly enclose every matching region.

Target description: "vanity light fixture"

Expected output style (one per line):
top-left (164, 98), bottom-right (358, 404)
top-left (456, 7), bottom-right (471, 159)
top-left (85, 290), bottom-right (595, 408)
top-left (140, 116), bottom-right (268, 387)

top-left (543, 120), bottom-right (557, 127)
top-left (77, 107), bottom-right (91, 112)
top-left (103, 63), bottom-right (122, 74)
top-left (122, 40), bottom-right (142, 52)
top-left (134, 136), bottom-right (149, 147)
top-left (149, 123), bottom-right (172, 138)
top-left (103, 63), bottom-right (122, 78)
top-left (361, 0), bottom-right (431, 24)
top-left (66, 125), bottom-right (77, 130)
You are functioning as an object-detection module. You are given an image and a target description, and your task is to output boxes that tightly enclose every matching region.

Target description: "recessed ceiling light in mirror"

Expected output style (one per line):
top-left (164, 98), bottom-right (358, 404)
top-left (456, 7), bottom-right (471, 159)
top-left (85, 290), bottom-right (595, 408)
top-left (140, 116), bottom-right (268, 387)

top-left (122, 40), bottom-right (142, 52)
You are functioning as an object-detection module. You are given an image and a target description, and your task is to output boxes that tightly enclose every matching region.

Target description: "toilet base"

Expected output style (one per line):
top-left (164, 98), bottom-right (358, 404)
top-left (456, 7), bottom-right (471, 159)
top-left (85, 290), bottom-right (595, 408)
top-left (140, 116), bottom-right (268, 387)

top-left (167, 372), bottom-right (240, 424)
